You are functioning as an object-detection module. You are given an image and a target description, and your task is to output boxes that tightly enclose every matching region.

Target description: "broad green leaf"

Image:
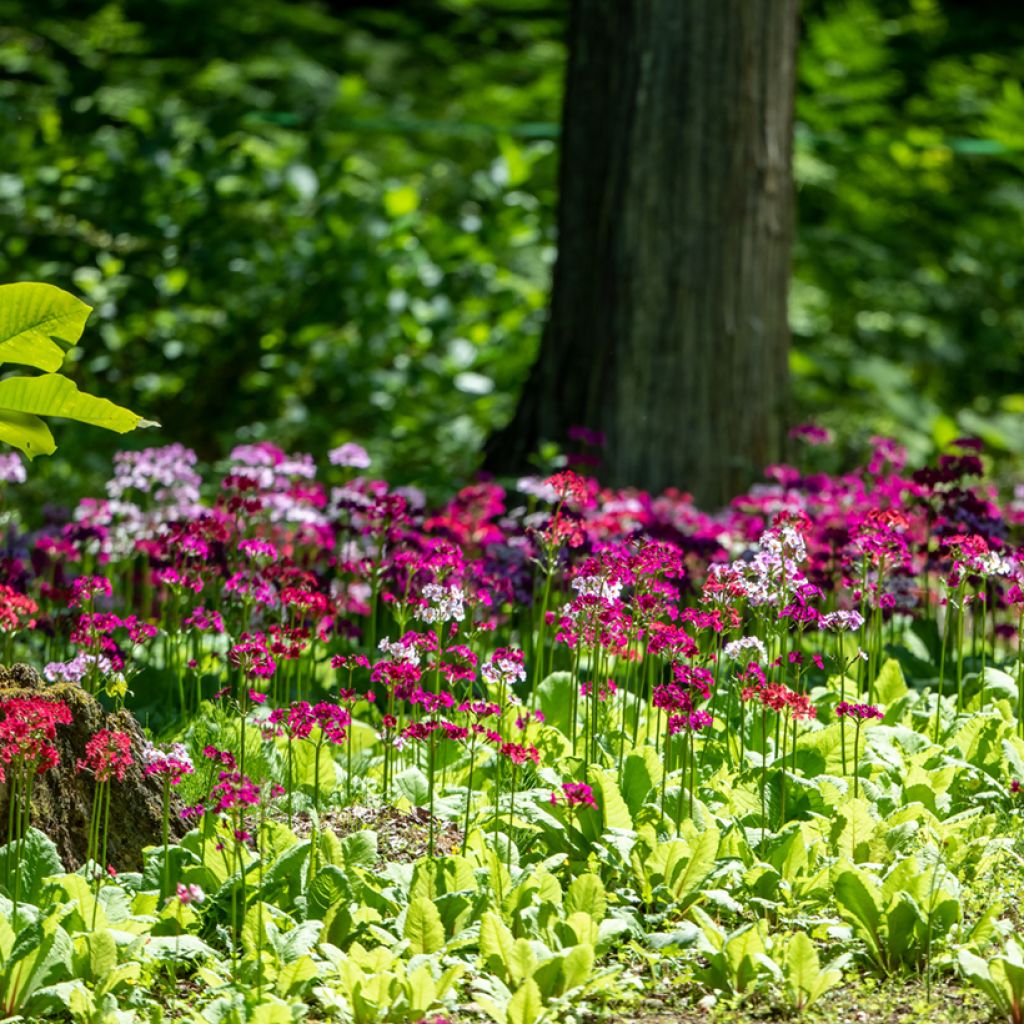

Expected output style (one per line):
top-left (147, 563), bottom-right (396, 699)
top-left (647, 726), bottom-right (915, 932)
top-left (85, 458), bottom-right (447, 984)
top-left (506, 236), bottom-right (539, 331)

top-left (307, 866), bottom-right (351, 920)
top-left (395, 767), bottom-right (430, 806)
top-left (874, 659), bottom-right (907, 705)
top-left (86, 929), bottom-right (118, 982)
top-left (0, 410), bottom-right (55, 458)
top-left (404, 897), bottom-right (445, 955)
top-left (0, 282), bottom-right (88, 370)
top-left (251, 1002), bottom-right (295, 1024)
top-left (340, 830), bottom-right (378, 869)
top-left (406, 963), bottom-right (438, 1014)
top-left (508, 938), bottom-right (536, 985)
top-left (0, 373), bottom-right (147, 434)
top-left (663, 827), bottom-right (720, 908)
top-left (143, 934), bottom-right (217, 960)
top-left (481, 911), bottom-right (516, 979)
top-left (293, 739), bottom-right (335, 800)
top-left (833, 866), bottom-right (882, 952)
top-left (507, 978), bottom-right (543, 1024)
top-left (560, 942), bottom-right (594, 993)
top-left (276, 957), bottom-right (318, 998)
top-left (0, 828), bottom-right (63, 905)
top-left (591, 769), bottom-right (633, 832)
top-left (565, 874), bottom-right (606, 923)
top-left (829, 798), bottom-right (880, 863)
top-left (537, 673), bottom-right (575, 737)
top-left (785, 931), bottom-right (837, 1011)
top-left (621, 752), bottom-right (656, 819)
top-left (957, 949), bottom-right (1008, 1014)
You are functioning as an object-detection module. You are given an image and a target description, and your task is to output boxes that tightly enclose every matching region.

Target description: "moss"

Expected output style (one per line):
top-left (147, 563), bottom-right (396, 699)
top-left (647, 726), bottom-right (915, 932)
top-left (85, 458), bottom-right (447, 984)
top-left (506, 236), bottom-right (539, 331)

top-left (0, 663), bottom-right (186, 870)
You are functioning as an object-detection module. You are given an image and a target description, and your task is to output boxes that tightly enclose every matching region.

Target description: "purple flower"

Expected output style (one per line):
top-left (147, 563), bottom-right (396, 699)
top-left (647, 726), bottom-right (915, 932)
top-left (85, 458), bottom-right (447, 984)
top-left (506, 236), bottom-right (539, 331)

top-left (328, 443), bottom-right (371, 469)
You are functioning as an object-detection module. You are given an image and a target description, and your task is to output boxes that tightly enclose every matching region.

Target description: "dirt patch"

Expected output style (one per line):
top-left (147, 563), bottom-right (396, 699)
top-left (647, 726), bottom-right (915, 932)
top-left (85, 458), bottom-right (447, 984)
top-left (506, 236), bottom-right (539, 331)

top-left (284, 804), bottom-right (463, 867)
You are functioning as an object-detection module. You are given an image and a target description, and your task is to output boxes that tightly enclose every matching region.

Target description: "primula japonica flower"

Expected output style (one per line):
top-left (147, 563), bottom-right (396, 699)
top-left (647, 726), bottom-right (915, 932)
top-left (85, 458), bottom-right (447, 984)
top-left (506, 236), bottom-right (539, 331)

top-left (551, 781), bottom-right (598, 809)
top-left (228, 633), bottom-right (276, 679)
top-left (43, 652), bottom-right (116, 685)
top-left (481, 648), bottom-right (526, 688)
top-left (580, 678), bottom-right (617, 701)
top-left (238, 538), bottom-right (278, 562)
top-left (821, 610), bottom-right (865, 633)
top-left (835, 701), bottom-right (884, 721)
top-left (724, 636), bottom-right (768, 662)
top-left (668, 709), bottom-right (714, 734)
top-left (419, 581), bottom-right (467, 624)
top-left (544, 470), bottom-right (591, 507)
top-left (210, 771), bottom-right (261, 814)
top-left (174, 882), bottom-right (206, 905)
top-left (0, 698), bottom-right (73, 778)
top-left (789, 423), bottom-right (833, 446)
top-left (201, 745), bottom-right (237, 770)
top-left (329, 442), bottom-right (371, 469)
top-left (77, 729), bottom-right (133, 783)
top-left (741, 675), bottom-right (817, 721)
top-left (500, 741), bottom-right (540, 765)
top-left (0, 452), bottom-right (25, 484)
top-left (0, 585), bottom-right (37, 634)
top-left (142, 742), bottom-right (195, 784)
top-left (69, 575), bottom-right (113, 608)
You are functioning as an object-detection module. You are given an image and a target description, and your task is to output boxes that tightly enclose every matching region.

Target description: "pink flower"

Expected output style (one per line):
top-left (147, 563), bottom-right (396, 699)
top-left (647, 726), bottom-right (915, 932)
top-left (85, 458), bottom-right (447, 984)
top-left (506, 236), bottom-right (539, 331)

top-left (76, 729), bottom-right (133, 783)
top-left (553, 782), bottom-right (598, 809)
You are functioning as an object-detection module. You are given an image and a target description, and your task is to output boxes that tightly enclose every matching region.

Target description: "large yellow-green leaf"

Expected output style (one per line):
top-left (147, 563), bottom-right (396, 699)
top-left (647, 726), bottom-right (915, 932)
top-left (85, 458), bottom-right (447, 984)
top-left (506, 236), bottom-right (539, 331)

top-left (0, 282), bottom-right (90, 371)
top-left (0, 410), bottom-right (55, 458)
top-left (0, 374), bottom-right (150, 434)
top-left (403, 897), bottom-right (445, 955)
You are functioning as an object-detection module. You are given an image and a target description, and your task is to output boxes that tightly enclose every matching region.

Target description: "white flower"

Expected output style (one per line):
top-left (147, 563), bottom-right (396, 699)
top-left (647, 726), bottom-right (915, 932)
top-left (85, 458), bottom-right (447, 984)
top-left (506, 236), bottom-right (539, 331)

top-left (420, 583), bottom-right (466, 624)
top-left (723, 636), bottom-right (768, 662)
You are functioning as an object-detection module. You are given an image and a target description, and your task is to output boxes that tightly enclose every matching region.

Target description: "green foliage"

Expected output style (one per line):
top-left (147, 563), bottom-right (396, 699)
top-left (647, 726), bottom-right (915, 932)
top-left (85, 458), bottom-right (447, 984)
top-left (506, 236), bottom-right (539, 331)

top-left (958, 938), bottom-right (1024, 1024)
top-left (0, 283), bottom-right (148, 457)
top-left (0, 0), bottom-right (560, 492)
top-left (5, 2), bottom-right (1024, 494)
top-left (793, 0), bottom-right (1024, 463)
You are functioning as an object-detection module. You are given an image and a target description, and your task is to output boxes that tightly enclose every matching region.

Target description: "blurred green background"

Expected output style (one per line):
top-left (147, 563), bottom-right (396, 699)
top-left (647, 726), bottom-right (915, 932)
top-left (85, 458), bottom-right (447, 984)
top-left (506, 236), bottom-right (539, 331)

top-left (3, 0), bottom-right (1024, 500)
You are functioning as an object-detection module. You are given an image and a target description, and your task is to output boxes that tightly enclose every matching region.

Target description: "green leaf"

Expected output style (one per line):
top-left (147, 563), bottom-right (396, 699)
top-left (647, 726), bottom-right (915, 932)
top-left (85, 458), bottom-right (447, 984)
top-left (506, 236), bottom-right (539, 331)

top-left (508, 937), bottom-right (536, 985)
top-left (0, 283), bottom-right (89, 371)
top-left (142, 934), bottom-right (217, 961)
top-left (339, 830), bottom-right (378, 869)
top-left (591, 769), bottom-right (633, 832)
top-left (403, 897), bottom-right (445, 955)
top-left (560, 942), bottom-right (595, 993)
top-left (829, 798), bottom-right (881, 864)
top-left (480, 910), bottom-right (516, 980)
top-left (785, 932), bottom-right (821, 1010)
top-left (85, 929), bottom-right (117, 982)
top-left (0, 374), bottom-right (148, 434)
top-left (0, 827), bottom-right (63, 905)
top-left (664, 827), bottom-right (720, 909)
top-left (395, 767), bottom-right (430, 806)
top-left (874, 659), bottom-right (907, 705)
top-left (0, 410), bottom-right (55, 459)
top-left (306, 865), bottom-right (351, 920)
top-left (621, 752), bottom-right (657, 819)
top-left (833, 866), bottom-right (882, 953)
top-left (537, 673), bottom-right (575, 737)
top-left (507, 978), bottom-right (543, 1024)
top-left (565, 874), bottom-right (606, 922)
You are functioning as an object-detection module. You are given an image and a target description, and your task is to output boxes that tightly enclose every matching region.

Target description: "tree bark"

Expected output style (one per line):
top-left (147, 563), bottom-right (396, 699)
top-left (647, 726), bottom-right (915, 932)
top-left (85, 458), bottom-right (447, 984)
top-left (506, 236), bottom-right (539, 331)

top-left (486, 0), bottom-right (799, 507)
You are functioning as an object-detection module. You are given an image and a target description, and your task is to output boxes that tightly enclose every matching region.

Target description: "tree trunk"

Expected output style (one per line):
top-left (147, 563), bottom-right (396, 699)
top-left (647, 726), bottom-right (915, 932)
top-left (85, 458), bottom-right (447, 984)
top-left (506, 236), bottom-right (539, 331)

top-left (486, 0), bottom-right (799, 507)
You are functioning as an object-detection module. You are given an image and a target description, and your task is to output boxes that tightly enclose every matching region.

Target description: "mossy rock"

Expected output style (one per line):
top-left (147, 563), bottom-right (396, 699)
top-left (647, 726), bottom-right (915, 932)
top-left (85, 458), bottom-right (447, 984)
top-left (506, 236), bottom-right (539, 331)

top-left (0, 663), bottom-right (186, 870)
